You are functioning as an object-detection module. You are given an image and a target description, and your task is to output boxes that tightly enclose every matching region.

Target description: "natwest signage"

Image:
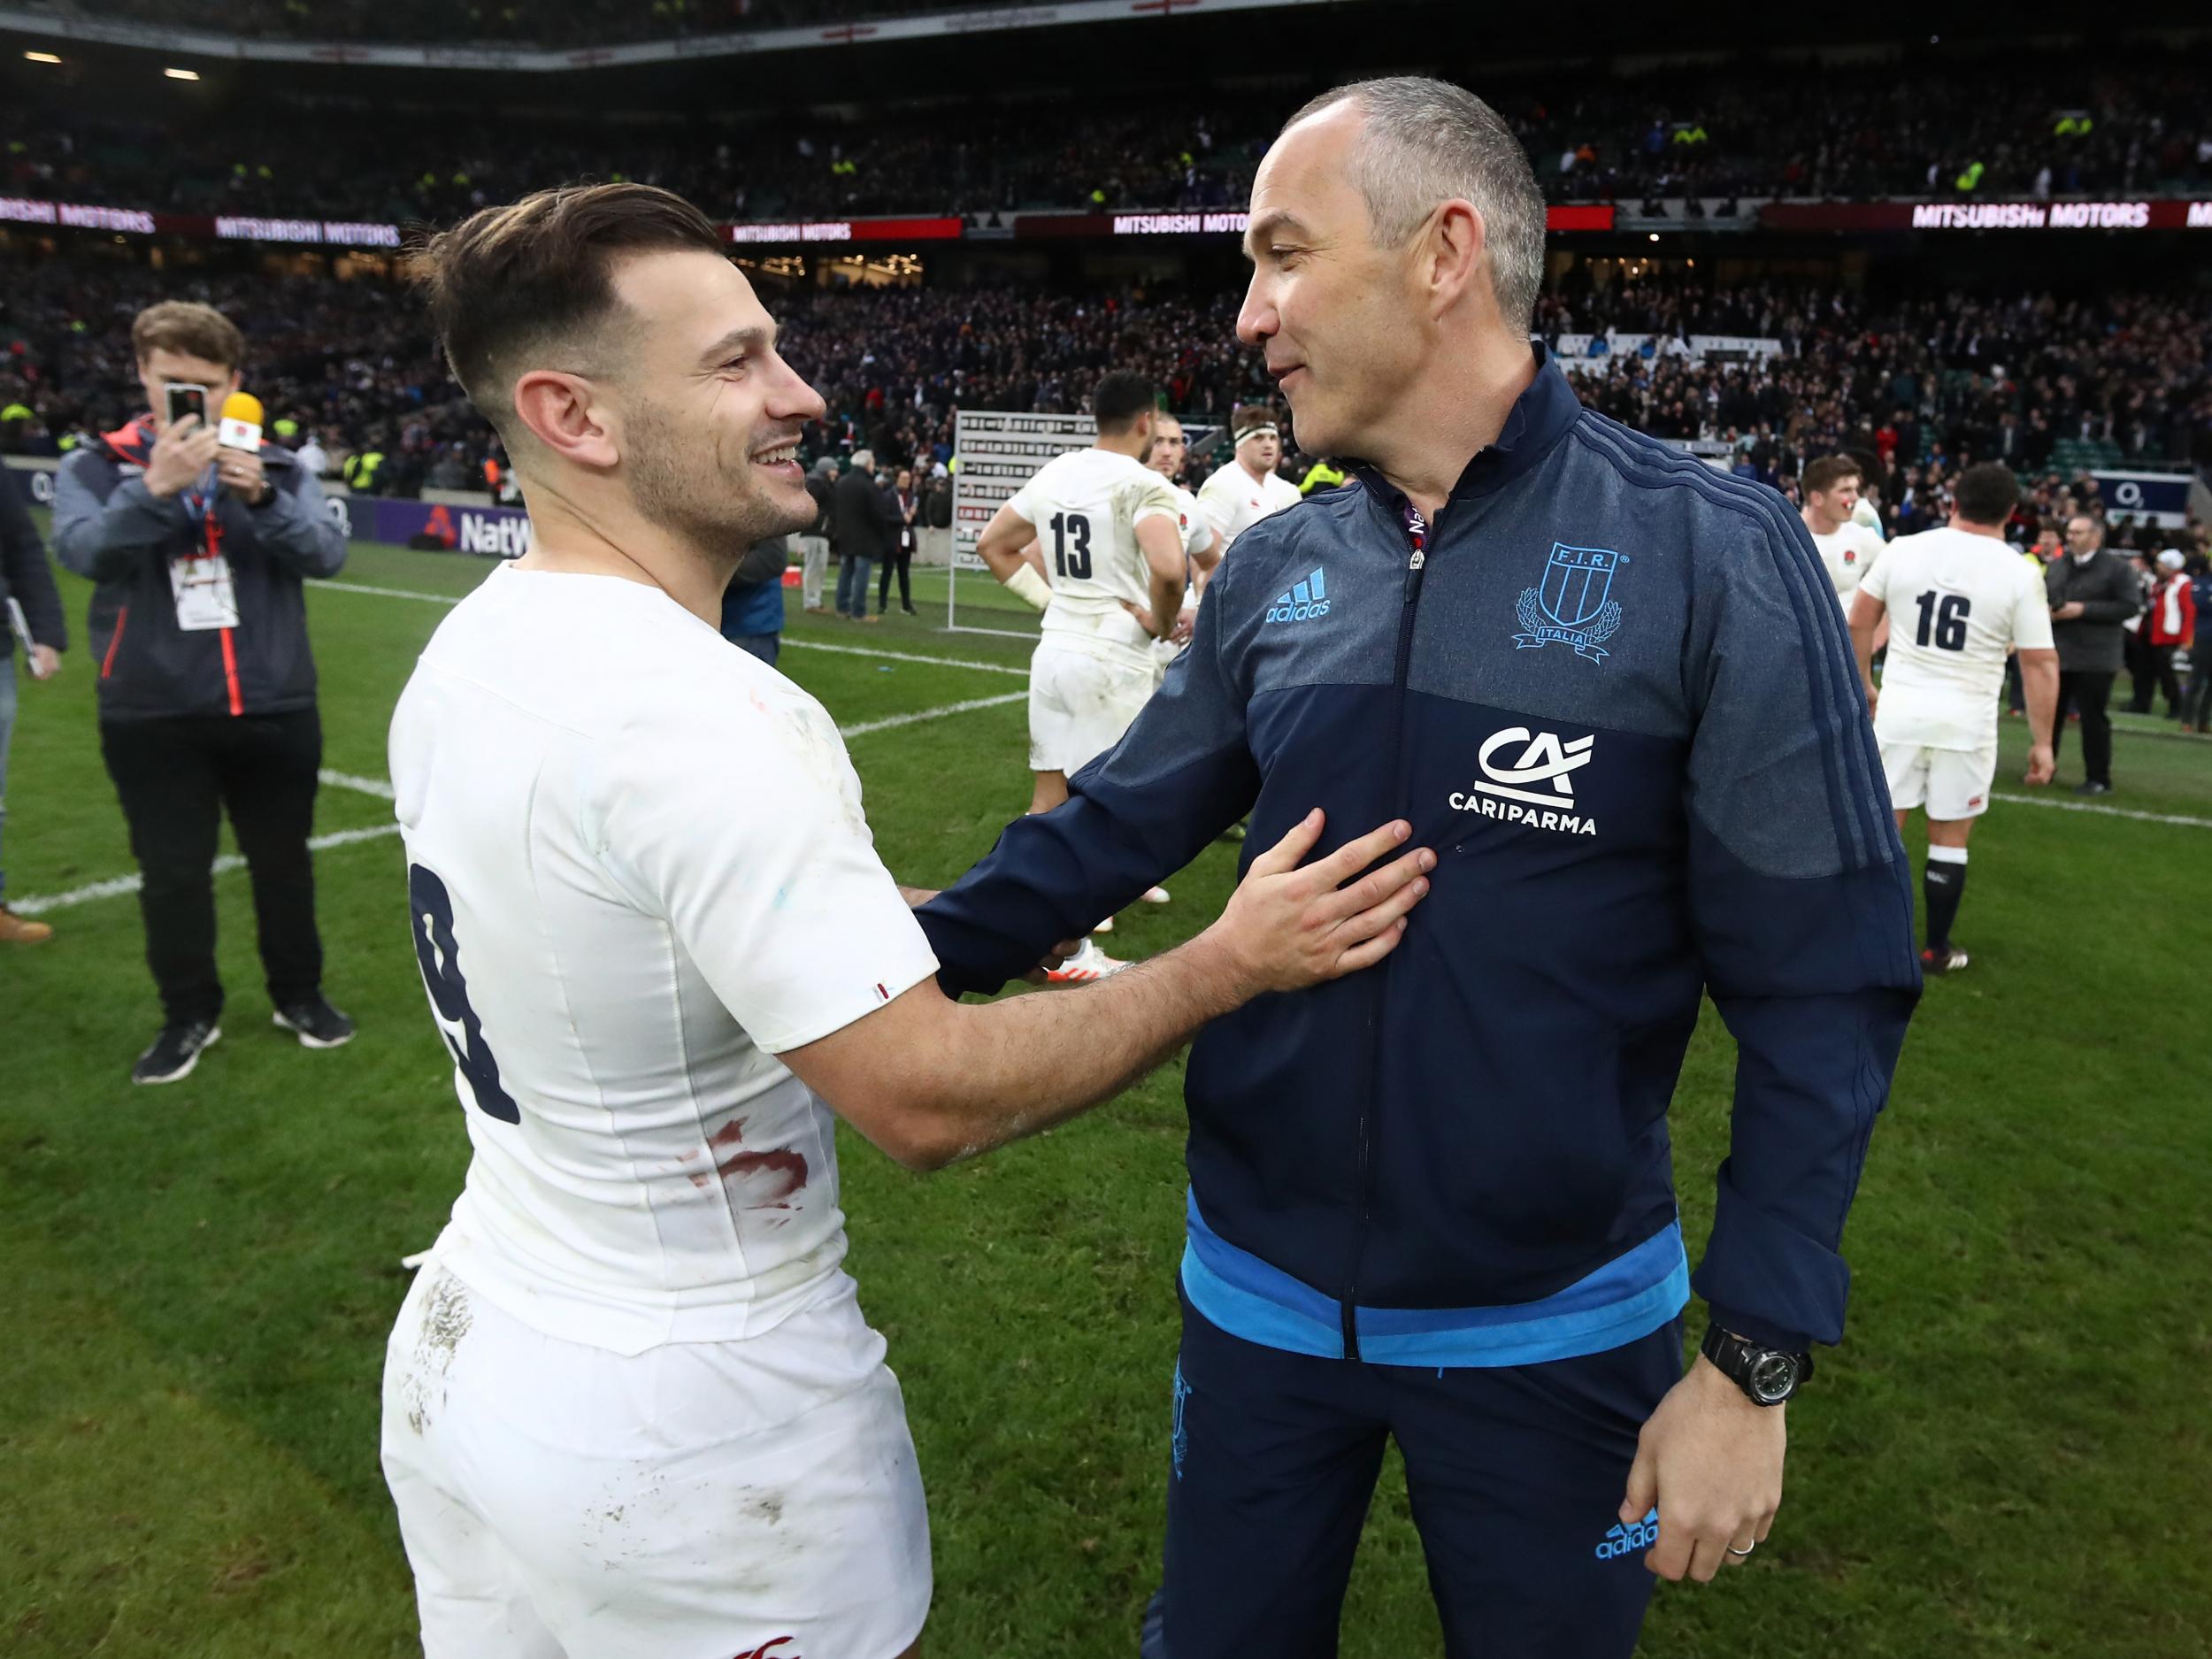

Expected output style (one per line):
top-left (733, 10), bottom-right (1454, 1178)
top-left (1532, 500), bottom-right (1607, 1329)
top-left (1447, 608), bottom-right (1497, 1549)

top-left (1763, 198), bottom-right (2212, 233)
top-left (726, 216), bottom-right (963, 244)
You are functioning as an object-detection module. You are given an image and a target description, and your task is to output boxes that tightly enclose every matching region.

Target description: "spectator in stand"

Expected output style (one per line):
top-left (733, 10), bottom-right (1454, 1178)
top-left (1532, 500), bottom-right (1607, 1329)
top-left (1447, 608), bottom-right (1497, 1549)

top-left (2045, 513), bottom-right (2141, 797)
top-left (2141, 549), bottom-right (2194, 720)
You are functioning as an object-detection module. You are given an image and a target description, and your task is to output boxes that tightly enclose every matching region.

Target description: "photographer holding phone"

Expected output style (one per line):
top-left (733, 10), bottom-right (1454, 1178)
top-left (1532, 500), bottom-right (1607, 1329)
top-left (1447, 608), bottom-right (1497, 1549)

top-left (1, 467), bottom-right (66, 944)
top-left (53, 301), bottom-right (355, 1086)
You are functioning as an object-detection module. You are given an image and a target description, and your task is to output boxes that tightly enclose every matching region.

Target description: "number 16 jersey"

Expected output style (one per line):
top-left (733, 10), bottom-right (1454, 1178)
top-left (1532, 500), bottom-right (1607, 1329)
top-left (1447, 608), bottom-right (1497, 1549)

top-left (388, 566), bottom-right (940, 1356)
top-left (1007, 447), bottom-right (1180, 655)
top-left (1857, 525), bottom-right (2054, 750)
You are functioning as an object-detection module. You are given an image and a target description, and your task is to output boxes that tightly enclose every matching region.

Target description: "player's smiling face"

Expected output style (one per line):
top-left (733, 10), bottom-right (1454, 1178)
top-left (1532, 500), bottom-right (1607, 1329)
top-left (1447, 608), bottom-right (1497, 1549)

top-left (1238, 103), bottom-right (1424, 461)
top-left (609, 250), bottom-right (826, 553)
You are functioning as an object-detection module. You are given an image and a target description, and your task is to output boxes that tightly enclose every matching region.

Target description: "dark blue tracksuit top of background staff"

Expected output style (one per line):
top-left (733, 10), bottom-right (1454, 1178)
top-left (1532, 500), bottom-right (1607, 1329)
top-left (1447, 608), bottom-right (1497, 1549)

top-left (918, 346), bottom-right (1922, 1365)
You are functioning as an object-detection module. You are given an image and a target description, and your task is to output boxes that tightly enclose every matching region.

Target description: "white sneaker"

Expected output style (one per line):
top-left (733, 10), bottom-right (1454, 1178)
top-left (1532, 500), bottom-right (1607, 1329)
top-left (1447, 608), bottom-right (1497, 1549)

top-left (1140, 886), bottom-right (1171, 904)
top-left (1044, 939), bottom-right (1131, 984)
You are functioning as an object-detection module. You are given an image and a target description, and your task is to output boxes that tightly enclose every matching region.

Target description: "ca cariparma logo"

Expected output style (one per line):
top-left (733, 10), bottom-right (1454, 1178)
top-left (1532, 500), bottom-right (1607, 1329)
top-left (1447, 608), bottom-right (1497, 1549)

top-left (1448, 726), bottom-right (1599, 836)
top-left (1514, 543), bottom-right (1624, 662)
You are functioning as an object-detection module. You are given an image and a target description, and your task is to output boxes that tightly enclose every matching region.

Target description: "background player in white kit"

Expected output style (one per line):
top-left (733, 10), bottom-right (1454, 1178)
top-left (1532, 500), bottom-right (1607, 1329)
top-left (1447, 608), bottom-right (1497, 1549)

top-left (1145, 410), bottom-right (1225, 651)
top-left (1847, 463), bottom-right (2056, 975)
top-left (383, 183), bottom-right (1435, 1659)
top-left (976, 373), bottom-right (1189, 975)
top-left (1194, 402), bottom-right (1302, 552)
top-left (1800, 453), bottom-right (1886, 613)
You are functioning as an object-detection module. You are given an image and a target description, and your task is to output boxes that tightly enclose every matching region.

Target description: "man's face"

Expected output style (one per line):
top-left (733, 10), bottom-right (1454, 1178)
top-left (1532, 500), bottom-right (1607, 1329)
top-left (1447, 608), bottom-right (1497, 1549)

top-left (605, 250), bottom-right (827, 554)
top-left (1148, 419), bottom-right (1187, 480)
top-left (1240, 429), bottom-right (1282, 474)
top-left (896, 470), bottom-right (911, 492)
top-left (139, 347), bottom-right (242, 435)
top-left (1238, 104), bottom-right (1427, 460)
top-left (2066, 517), bottom-right (2100, 555)
top-left (1810, 476), bottom-right (1861, 524)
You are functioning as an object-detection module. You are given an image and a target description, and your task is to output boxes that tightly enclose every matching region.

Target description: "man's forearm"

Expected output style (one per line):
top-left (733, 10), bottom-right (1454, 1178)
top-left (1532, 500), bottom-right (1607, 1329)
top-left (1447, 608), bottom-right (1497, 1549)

top-left (911, 934), bottom-right (1246, 1166)
top-left (1848, 626), bottom-right (1878, 702)
top-left (2024, 661), bottom-right (2059, 749)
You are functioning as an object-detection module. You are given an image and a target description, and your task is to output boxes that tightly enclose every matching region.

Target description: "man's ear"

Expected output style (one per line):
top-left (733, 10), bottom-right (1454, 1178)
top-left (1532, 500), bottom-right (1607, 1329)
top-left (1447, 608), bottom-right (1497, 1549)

top-left (513, 371), bottom-right (619, 470)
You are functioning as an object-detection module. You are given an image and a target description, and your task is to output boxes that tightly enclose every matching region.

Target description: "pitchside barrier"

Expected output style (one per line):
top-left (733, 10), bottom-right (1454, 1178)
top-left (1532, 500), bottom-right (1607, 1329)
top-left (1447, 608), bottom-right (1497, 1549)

top-left (948, 409), bottom-right (1220, 641)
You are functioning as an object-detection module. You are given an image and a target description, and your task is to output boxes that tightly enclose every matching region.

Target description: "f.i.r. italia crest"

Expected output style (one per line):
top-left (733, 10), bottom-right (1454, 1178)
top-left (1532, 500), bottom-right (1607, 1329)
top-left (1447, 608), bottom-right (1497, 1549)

top-left (1514, 543), bottom-right (1624, 663)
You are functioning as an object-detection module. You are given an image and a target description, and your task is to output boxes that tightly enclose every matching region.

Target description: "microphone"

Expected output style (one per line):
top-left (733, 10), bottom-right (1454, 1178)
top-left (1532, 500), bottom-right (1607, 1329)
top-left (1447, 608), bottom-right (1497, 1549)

top-left (219, 391), bottom-right (265, 452)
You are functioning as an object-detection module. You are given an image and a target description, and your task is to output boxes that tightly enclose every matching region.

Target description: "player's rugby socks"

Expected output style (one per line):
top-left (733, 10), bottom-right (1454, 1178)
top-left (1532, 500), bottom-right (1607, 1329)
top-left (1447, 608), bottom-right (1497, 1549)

top-left (1924, 845), bottom-right (1969, 951)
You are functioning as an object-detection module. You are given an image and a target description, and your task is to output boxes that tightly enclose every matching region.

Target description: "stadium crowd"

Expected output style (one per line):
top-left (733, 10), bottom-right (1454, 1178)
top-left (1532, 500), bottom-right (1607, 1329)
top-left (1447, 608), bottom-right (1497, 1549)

top-left (4, 258), bottom-right (2207, 559)
top-left (6, 47), bottom-right (2211, 224)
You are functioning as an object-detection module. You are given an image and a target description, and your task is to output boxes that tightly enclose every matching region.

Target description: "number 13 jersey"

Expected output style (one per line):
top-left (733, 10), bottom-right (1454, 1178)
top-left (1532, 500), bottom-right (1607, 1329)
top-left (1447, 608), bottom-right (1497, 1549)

top-left (1857, 525), bottom-right (2055, 750)
top-left (1007, 447), bottom-right (1180, 655)
top-left (388, 566), bottom-right (940, 1356)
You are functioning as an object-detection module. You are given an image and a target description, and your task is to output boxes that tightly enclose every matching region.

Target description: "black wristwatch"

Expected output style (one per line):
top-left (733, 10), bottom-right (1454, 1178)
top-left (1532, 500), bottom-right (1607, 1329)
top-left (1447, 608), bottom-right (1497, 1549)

top-left (1701, 1325), bottom-right (1813, 1407)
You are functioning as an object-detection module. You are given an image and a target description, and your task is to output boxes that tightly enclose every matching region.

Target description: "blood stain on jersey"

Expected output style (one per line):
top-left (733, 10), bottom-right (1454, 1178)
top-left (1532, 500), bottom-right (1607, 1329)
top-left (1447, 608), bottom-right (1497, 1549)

top-left (709, 1119), bottom-right (809, 1207)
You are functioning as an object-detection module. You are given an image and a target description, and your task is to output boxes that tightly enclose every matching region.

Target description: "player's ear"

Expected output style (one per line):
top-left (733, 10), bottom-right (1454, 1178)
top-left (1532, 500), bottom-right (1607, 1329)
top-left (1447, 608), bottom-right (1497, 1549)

top-left (512, 370), bottom-right (618, 471)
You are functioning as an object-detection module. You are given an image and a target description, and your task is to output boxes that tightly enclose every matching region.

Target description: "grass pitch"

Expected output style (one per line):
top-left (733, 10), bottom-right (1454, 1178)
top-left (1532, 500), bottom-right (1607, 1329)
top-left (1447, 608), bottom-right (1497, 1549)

top-left (3, 532), bottom-right (2209, 1657)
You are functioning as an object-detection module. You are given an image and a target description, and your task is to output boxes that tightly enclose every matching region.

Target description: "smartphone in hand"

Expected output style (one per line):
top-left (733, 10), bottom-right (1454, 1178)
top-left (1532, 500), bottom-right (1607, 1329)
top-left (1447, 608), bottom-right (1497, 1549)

top-left (165, 384), bottom-right (208, 427)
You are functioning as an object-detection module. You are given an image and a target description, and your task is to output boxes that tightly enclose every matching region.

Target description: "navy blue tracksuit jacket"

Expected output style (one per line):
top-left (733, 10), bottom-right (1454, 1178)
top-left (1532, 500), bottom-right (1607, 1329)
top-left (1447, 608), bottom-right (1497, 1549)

top-left (919, 349), bottom-right (1919, 1369)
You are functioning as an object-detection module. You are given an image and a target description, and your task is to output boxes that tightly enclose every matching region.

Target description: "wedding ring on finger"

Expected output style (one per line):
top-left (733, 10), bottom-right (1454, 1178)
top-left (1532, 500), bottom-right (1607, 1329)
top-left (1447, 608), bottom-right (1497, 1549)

top-left (1725, 1540), bottom-right (1756, 1559)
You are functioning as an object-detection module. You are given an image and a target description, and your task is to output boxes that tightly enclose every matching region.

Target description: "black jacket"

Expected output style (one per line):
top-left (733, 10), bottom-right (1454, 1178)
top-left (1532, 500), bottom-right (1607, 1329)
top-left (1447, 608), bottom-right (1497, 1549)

top-left (2045, 549), bottom-right (2141, 673)
top-left (833, 468), bottom-right (897, 563)
top-left (52, 416), bottom-right (347, 722)
top-left (0, 472), bottom-right (67, 661)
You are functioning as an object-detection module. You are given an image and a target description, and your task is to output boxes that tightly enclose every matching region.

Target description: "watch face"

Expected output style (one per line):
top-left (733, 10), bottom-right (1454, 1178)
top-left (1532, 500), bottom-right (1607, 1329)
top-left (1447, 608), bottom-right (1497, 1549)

top-left (1748, 1353), bottom-right (1798, 1404)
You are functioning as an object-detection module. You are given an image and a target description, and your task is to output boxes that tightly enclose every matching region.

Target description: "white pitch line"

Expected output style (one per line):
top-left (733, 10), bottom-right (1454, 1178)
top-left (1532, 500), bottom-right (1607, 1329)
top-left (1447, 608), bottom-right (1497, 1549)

top-left (838, 691), bottom-right (1027, 737)
top-left (319, 767), bottom-right (396, 801)
top-left (784, 638), bottom-right (1027, 677)
top-left (11, 825), bottom-right (403, 918)
top-left (1990, 792), bottom-right (2212, 830)
top-left (307, 578), bottom-right (1029, 677)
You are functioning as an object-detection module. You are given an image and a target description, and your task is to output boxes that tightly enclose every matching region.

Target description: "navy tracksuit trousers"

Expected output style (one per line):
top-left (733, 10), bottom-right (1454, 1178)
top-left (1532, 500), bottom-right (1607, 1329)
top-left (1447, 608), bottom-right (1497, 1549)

top-left (1163, 1291), bottom-right (1684, 1658)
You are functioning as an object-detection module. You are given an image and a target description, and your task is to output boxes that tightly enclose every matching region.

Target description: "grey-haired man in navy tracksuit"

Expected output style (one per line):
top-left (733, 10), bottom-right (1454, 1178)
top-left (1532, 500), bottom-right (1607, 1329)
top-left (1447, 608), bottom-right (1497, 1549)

top-left (918, 78), bottom-right (1920, 1659)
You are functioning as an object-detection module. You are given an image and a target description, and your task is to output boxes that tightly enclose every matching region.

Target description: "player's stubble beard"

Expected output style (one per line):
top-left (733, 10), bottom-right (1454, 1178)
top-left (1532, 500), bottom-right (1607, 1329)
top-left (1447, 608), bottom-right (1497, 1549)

top-left (623, 390), bottom-right (812, 571)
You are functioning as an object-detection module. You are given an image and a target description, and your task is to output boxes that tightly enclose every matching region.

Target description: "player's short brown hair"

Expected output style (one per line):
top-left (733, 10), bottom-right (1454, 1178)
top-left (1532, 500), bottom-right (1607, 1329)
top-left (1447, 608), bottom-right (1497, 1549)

top-left (1801, 454), bottom-right (1861, 497)
top-left (1233, 403), bottom-right (1282, 438)
top-left (405, 182), bottom-right (725, 438)
top-left (131, 301), bottom-right (245, 372)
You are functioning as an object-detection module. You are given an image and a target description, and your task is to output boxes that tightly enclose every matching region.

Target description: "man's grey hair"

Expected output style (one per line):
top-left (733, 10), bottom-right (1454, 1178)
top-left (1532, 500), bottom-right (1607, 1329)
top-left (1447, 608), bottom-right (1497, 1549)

top-left (850, 448), bottom-right (875, 471)
top-left (1284, 76), bottom-right (1548, 335)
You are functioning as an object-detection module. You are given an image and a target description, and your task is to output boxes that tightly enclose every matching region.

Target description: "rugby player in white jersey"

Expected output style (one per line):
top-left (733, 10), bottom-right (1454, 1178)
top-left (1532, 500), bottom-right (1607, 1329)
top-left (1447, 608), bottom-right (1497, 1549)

top-left (1194, 402), bottom-right (1302, 551)
top-left (1847, 462), bottom-right (2056, 974)
top-left (975, 373), bottom-right (1189, 973)
top-left (381, 183), bottom-right (1434, 1659)
top-left (1147, 410), bottom-right (1225, 647)
top-left (1800, 453), bottom-right (1887, 613)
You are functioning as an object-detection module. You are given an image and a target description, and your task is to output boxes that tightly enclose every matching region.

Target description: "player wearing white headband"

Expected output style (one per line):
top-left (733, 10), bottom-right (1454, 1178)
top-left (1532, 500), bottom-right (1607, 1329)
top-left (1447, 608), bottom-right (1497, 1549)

top-left (1195, 403), bottom-right (1302, 552)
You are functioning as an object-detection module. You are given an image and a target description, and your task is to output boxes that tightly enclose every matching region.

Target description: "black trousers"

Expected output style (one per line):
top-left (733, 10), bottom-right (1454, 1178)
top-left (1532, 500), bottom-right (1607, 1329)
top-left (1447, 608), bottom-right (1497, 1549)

top-left (100, 710), bottom-right (325, 1026)
top-left (2124, 629), bottom-right (2157, 712)
top-left (2143, 644), bottom-right (2184, 716)
top-left (877, 545), bottom-right (914, 611)
top-left (2053, 670), bottom-right (2116, 787)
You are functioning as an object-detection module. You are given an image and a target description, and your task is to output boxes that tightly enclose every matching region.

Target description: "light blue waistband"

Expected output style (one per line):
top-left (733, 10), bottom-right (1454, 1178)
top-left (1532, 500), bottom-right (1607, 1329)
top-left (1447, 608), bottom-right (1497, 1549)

top-left (1179, 1189), bottom-right (1689, 1369)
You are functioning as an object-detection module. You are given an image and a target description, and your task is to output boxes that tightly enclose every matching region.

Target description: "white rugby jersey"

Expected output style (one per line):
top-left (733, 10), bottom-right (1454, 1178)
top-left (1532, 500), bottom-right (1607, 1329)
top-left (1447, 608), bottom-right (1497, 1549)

top-left (1194, 457), bottom-right (1302, 549)
top-left (1809, 521), bottom-right (1886, 608)
top-left (388, 567), bottom-right (938, 1355)
top-left (1169, 481), bottom-right (1213, 562)
top-left (1859, 525), bottom-right (2055, 749)
top-left (1006, 448), bottom-right (1180, 651)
